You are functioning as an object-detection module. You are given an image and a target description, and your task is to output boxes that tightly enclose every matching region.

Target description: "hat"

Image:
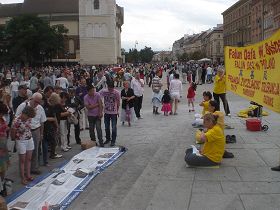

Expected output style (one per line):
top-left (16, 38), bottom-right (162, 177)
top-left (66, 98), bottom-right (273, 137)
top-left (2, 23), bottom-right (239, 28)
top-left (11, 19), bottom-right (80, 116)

top-left (18, 85), bottom-right (28, 90)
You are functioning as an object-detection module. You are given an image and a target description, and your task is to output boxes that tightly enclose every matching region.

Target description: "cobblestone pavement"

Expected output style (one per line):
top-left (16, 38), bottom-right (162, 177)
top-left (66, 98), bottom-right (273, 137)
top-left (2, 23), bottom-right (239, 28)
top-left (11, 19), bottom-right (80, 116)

top-left (6, 78), bottom-right (280, 210)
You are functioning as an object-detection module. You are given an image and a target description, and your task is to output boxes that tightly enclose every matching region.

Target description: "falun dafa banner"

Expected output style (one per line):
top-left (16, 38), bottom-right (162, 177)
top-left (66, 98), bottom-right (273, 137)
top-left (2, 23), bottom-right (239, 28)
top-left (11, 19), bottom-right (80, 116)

top-left (225, 29), bottom-right (280, 113)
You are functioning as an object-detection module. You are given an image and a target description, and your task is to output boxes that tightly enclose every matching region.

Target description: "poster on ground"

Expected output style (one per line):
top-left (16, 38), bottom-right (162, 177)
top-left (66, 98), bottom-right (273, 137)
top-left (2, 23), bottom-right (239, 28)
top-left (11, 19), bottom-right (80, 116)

top-left (225, 29), bottom-right (280, 113)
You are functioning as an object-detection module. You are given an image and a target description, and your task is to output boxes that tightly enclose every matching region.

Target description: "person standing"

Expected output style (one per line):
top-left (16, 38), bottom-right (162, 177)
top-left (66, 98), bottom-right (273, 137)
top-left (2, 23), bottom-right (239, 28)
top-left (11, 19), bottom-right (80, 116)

top-left (131, 72), bottom-right (144, 119)
top-left (120, 81), bottom-right (135, 126)
top-left (29, 73), bottom-right (39, 93)
top-left (100, 81), bottom-right (120, 147)
top-left (151, 71), bottom-right (163, 115)
top-left (11, 106), bottom-right (36, 185)
top-left (84, 85), bottom-right (104, 146)
top-left (213, 67), bottom-right (231, 116)
top-left (15, 93), bottom-right (46, 175)
top-left (10, 77), bottom-right (19, 99)
top-left (169, 73), bottom-right (182, 115)
top-left (76, 78), bottom-right (88, 130)
top-left (12, 85), bottom-right (28, 113)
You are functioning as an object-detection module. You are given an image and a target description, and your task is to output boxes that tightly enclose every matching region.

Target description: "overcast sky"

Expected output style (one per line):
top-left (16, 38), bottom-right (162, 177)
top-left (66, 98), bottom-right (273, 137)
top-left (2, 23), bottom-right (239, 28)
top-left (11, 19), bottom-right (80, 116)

top-left (1, 0), bottom-right (238, 51)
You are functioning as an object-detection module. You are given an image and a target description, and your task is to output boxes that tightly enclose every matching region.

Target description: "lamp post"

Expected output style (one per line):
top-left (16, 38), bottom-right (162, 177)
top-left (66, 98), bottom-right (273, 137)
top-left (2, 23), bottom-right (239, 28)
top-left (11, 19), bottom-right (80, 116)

top-left (39, 50), bottom-right (45, 66)
top-left (65, 51), bottom-right (69, 67)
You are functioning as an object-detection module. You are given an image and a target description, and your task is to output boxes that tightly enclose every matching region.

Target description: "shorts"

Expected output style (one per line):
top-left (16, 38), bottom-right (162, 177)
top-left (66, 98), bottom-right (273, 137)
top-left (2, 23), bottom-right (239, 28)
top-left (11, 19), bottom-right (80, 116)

top-left (16, 138), bottom-right (34, 154)
top-left (171, 93), bottom-right (180, 100)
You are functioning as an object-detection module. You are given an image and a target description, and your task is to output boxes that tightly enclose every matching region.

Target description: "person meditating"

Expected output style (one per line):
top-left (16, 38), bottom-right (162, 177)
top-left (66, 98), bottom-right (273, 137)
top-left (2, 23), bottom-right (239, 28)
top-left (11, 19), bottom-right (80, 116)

top-left (185, 113), bottom-right (225, 167)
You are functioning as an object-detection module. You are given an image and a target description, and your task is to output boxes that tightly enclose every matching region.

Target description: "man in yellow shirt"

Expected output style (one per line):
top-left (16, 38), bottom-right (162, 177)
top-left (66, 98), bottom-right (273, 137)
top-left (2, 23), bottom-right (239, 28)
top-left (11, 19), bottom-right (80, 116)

top-left (213, 67), bottom-right (231, 116)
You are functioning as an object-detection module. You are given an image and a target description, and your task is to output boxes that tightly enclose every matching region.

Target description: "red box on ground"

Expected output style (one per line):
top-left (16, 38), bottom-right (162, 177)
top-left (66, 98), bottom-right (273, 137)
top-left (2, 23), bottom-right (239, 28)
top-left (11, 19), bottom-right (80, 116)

top-left (246, 119), bottom-right (262, 131)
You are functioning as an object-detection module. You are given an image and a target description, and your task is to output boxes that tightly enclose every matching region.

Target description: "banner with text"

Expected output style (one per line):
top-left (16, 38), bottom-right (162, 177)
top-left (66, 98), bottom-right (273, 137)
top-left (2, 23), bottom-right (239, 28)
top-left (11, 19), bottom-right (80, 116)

top-left (225, 29), bottom-right (280, 113)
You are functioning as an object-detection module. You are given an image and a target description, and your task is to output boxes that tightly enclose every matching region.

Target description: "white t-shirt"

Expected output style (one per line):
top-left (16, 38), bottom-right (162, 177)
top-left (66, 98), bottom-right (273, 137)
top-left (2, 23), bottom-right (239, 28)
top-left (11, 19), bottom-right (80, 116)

top-left (15, 102), bottom-right (47, 130)
top-left (56, 77), bottom-right (69, 89)
top-left (169, 79), bottom-right (182, 96)
top-left (10, 81), bottom-right (19, 92)
top-left (131, 78), bottom-right (144, 96)
top-left (207, 67), bottom-right (213, 75)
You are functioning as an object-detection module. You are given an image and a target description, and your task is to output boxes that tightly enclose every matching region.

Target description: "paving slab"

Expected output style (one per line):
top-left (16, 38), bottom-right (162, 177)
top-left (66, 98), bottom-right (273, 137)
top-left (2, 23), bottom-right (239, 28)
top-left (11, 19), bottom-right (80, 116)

top-left (189, 194), bottom-right (245, 210)
top-left (236, 167), bottom-right (280, 181)
top-left (240, 194), bottom-right (280, 210)
top-left (146, 179), bottom-right (192, 210)
top-left (221, 181), bottom-right (280, 194)
top-left (195, 167), bottom-right (242, 181)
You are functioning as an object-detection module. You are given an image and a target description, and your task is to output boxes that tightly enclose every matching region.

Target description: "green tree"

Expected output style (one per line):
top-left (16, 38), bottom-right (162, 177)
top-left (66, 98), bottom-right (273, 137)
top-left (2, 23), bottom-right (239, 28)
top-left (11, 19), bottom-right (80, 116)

top-left (125, 48), bottom-right (139, 63)
top-left (139, 46), bottom-right (154, 63)
top-left (3, 15), bottom-right (68, 65)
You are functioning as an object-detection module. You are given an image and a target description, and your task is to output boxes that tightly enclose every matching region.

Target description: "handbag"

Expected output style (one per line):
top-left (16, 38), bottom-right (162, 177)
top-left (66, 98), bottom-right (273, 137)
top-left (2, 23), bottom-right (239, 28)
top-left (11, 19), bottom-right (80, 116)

top-left (67, 113), bottom-right (78, 125)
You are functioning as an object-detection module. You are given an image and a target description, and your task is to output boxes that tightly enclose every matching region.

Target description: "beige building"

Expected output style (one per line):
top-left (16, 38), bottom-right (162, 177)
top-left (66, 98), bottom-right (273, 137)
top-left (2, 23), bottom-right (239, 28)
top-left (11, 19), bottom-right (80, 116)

top-left (222, 0), bottom-right (252, 47)
top-left (205, 25), bottom-right (224, 63)
top-left (0, 0), bottom-right (123, 65)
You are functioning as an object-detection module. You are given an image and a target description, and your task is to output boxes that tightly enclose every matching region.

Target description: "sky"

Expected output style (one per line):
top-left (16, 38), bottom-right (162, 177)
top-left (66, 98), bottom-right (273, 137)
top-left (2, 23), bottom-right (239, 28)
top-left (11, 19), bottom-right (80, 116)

top-left (0, 0), bottom-right (238, 51)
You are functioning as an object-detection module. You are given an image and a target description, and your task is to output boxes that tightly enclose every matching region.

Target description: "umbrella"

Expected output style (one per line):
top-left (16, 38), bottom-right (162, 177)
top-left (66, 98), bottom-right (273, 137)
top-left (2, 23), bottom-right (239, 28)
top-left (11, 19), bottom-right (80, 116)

top-left (198, 58), bottom-right (212, 62)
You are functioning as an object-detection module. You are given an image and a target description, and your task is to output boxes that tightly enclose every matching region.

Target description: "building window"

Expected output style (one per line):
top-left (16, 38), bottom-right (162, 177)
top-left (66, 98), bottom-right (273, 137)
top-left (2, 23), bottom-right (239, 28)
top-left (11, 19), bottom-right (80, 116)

top-left (94, 23), bottom-right (100, 37)
top-left (101, 23), bottom-right (108, 37)
top-left (94, 0), bottom-right (99, 10)
top-left (86, 23), bottom-right (93, 37)
top-left (69, 39), bottom-right (75, 54)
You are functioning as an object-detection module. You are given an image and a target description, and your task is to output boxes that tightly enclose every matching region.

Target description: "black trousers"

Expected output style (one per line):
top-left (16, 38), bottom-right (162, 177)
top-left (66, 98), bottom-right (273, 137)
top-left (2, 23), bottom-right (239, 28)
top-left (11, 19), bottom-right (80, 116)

top-left (201, 69), bottom-right (206, 84)
top-left (213, 93), bottom-right (230, 115)
top-left (185, 148), bottom-right (218, 167)
top-left (134, 95), bottom-right (143, 118)
top-left (67, 121), bottom-right (81, 144)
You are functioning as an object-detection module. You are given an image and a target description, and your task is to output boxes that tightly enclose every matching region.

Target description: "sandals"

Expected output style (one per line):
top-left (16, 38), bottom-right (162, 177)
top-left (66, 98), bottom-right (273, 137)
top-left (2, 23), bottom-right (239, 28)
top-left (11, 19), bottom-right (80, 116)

top-left (26, 176), bottom-right (34, 181)
top-left (21, 179), bottom-right (28, 185)
top-left (226, 135), bottom-right (236, 144)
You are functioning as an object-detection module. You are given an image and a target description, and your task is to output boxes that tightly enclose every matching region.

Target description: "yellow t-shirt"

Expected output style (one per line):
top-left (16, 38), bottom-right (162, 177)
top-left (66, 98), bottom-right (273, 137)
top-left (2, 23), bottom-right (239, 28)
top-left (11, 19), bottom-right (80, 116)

top-left (213, 111), bottom-right (225, 130)
top-left (202, 100), bottom-right (210, 115)
top-left (202, 124), bottom-right (225, 163)
top-left (213, 75), bottom-right (226, 94)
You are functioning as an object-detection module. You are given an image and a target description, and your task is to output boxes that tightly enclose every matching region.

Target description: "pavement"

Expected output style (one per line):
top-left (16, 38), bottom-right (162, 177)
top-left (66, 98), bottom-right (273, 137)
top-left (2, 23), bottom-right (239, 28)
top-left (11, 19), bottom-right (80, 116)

top-left (5, 77), bottom-right (280, 210)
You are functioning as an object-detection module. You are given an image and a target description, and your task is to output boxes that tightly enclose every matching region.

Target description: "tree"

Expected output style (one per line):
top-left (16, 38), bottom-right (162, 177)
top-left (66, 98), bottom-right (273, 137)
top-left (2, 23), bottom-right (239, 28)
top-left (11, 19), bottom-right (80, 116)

top-left (125, 48), bottom-right (139, 63)
top-left (3, 15), bottom-right (68, 65)
top-left (139, 46), bottom-right (154, 63)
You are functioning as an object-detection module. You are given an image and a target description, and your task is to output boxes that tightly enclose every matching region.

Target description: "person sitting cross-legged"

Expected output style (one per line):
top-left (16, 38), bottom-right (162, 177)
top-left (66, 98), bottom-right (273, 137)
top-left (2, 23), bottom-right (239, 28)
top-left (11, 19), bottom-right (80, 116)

top-left (185, 113), bottom-right (225, 167)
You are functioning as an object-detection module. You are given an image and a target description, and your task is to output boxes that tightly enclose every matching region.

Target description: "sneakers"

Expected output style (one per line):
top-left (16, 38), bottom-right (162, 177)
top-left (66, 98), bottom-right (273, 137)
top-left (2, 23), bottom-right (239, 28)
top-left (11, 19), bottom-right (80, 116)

top-left (271, 166), bottom-right (280, 171)
top-left (61, 148), bottom-right (69, 152)
top-left (110, 142), bottom-right (115, 147)
top-left (66, 146), bottom-right (72, 150)
top-left (104, 140), bottom-right (111, 145)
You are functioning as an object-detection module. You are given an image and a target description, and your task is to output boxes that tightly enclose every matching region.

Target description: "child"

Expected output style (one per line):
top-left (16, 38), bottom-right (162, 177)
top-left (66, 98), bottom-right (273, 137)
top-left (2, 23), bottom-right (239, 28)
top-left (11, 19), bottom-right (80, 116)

top-left (11, 106), bottom-right (36, 185)
top-left (161, 89), bottom-right (172, 116)
top-left (199, 91), bottom-right (212, 115)
top-left (192, 91), bottom-right (212, 127)
top-left (187, 82), bottom-right (197, 112)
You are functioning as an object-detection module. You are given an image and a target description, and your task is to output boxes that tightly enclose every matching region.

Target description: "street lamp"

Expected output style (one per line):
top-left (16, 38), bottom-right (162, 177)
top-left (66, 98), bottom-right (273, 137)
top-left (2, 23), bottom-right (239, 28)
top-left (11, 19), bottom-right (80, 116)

top-left (135, 40), bottom-right (138, 50)
top-left (39, 50), bottom-right (45, 66)
top-left (64, 51), bottom-right (70, 67)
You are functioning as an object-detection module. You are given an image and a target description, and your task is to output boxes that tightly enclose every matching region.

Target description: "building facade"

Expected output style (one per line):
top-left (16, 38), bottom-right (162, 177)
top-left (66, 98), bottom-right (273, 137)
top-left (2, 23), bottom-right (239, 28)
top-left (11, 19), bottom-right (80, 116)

top-left (222, 0), bottom-right (252, 47)
top-left (0, 0), bottom-right (123, 65)
top-left (205, 25), bottom-right (224, 63)
top-left (223, 0), bottom-right (280, 46)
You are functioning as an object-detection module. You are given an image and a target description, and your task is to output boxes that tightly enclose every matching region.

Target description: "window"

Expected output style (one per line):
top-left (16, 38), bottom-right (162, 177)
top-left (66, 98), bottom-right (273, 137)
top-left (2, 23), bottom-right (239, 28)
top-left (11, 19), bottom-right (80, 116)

top-left (94, 0), bottom-right (99, 10)
top-left (94, 23), bottom-right (100, 37)
top-left (69, 39), bottom-right (75, 54)
top-left (86, 23), bottom-right (93, 37)
top-left (101, 23), bottom-right (108, 37)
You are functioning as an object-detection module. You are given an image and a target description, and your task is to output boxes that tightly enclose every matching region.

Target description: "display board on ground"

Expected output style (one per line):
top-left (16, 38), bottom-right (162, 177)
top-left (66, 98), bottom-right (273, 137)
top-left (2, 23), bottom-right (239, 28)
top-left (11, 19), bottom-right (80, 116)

top-left (7, 146), bottom-right (126, 210)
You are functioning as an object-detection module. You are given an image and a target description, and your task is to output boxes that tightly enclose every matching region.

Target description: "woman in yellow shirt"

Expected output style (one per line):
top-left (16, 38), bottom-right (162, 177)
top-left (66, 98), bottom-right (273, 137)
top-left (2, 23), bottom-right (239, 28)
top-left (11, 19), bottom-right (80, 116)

top-left (213, 67), bottom-right (231, 116)
top-left (185, 113), bottom-right (225, 166)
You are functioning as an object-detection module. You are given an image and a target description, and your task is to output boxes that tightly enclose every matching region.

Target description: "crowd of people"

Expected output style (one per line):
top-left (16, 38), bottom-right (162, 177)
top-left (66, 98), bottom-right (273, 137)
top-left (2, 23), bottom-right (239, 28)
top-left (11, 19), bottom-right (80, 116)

top-left (0, 61), bottom-right (231, 194)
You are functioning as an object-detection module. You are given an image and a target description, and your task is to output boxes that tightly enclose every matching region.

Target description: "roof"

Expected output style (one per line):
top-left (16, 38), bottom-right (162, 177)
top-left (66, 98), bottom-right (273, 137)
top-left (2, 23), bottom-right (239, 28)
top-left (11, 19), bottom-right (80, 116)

top-left (0, 3), bottom-right (22, 17)
top-left (22, 0), bottom-right (79, 14)
top-left (0, 0), bottom-right (79, 17)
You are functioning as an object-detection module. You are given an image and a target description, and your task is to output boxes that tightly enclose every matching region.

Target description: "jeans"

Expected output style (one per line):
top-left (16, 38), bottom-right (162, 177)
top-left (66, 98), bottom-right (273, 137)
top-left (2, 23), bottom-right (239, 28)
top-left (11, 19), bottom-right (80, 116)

top-left (88, 116), bottom-right (103, 144)
top-left (134, 95), bottom-right (143, 118)
top-left (213, 93), bottom-right (230, 115)
top-left (104, 114), bottom-right (118, 144)
top-left (185, 148), bottom-right (218, 167)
